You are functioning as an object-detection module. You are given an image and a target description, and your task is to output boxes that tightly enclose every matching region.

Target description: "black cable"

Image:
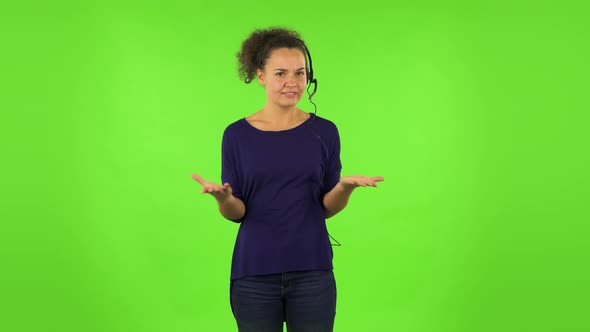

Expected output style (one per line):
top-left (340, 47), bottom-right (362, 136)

top-left (304, 86), bottom-right (341, 247)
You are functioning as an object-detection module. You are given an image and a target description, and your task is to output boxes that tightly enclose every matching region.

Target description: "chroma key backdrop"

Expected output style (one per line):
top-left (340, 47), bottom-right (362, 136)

top-left (1, 1), bottom-right (588, 332)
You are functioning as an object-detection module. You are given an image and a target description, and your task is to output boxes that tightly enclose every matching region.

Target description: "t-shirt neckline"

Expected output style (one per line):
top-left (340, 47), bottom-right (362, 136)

top-left (242, 112), bottom-right (315, 134)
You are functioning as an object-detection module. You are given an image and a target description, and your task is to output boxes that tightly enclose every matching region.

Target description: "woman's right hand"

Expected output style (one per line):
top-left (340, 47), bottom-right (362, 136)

top-left (191, 173), bottom-right (233, 202)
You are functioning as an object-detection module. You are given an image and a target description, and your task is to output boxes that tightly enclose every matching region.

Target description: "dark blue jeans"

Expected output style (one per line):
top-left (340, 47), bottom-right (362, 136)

top-left (230, 270), bottom-right (337, 332)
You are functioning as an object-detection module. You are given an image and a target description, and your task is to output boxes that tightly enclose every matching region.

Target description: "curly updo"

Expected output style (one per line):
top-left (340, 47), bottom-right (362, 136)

top-left (236, 27), bottom-right (307, 84)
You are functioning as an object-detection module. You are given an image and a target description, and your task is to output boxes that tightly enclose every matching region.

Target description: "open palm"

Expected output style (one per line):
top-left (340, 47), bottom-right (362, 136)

top-left (339, 175), bottom-right (384, 190)
top-left (191, 173), bottom-right (233, 201)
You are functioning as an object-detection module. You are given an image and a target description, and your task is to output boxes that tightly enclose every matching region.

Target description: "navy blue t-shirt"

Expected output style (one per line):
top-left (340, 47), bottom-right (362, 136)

top-left (221, 112), bottom-right (342, 280)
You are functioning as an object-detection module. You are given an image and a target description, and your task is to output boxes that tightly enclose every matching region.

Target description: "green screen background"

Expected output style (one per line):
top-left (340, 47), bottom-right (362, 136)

top-left (1, 1), bottom-right (588, 331)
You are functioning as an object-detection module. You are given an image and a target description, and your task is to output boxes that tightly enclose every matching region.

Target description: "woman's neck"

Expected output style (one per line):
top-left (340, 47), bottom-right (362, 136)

top-left (256, 106), bottom-right (305, 125)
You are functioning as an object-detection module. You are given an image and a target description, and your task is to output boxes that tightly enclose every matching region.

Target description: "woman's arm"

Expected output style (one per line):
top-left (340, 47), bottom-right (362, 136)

top-left (323, 175), bottom-right (384, 219)
top-left (322, 183), bottom-right (354, 219)
top-left (217, 195), bottom-right (246, 222)
top-left (191, 174), bottom-right (245, 222)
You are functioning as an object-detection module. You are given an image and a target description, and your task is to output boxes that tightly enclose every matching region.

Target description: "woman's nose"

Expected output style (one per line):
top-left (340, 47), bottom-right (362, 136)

top-left (286, 73), bottom-right (300, 84)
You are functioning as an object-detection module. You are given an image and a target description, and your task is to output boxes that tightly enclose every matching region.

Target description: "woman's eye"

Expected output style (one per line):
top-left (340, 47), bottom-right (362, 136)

top-left (275, 72), bottom-right (305, 77)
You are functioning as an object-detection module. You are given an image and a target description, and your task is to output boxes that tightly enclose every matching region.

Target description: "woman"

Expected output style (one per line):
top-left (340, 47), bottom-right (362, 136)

top-left (191, 27), bottom-right (384, 332)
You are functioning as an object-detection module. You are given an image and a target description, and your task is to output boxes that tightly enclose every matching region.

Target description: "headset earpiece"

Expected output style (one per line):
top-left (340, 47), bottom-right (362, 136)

top-left (296, 38), bottom-right (317, 100)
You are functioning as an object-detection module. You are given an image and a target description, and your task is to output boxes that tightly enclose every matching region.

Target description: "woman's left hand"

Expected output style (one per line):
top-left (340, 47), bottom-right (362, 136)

top-left (339, 175), bottom-right (384, 190)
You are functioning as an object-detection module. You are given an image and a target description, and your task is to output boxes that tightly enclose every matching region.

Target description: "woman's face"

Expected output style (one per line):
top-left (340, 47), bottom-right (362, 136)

top-left (257, 47), bottom-right (307, 109)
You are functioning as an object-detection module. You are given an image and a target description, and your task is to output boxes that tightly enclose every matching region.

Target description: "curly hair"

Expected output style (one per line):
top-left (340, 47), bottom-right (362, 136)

top-left (236, 27), bottom-right (307, 84)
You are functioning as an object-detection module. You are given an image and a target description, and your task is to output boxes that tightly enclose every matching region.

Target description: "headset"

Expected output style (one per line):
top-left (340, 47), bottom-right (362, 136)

top-left (297, 39), bottom-right (318, 101)
top-left (296, 38), bottom-right (341, 247)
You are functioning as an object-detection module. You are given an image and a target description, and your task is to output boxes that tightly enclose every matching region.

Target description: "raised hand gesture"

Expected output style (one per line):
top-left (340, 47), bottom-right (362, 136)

top-left (191, 173), bottom-right (233, 202)
top-left (338, 175), bottom-right (384, 191)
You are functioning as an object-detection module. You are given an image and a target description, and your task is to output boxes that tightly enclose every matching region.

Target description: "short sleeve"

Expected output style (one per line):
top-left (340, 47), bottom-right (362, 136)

top-left (221, 128), bottom-right (244, 203)
top-left (321, 123), bottom-right (342, 196)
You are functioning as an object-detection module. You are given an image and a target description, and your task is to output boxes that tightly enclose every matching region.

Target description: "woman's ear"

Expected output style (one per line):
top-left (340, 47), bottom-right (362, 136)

top-left (256, 68), bottom-right (265, 86)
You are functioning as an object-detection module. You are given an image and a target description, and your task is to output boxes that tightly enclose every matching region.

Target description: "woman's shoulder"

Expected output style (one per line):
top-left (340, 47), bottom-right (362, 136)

top-left (223, 116), bottom-right (247, 132)
top-left (220, 118), bottom-right (248, 144)
top-left (310, 113), bottom-right (339, 133)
